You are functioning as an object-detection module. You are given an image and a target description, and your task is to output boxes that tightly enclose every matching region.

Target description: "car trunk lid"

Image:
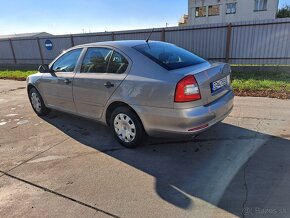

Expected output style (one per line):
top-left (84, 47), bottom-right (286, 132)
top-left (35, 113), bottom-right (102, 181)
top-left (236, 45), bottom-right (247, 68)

top-left (173, 62), bottom-right (232, 108)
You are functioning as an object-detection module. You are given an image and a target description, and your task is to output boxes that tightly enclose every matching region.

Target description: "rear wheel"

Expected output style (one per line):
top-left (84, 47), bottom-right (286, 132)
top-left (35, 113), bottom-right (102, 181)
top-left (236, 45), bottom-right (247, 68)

top-left (29, 87), bottom-right (50, 116)
top-left (110, 107), bottom-right (145, 148)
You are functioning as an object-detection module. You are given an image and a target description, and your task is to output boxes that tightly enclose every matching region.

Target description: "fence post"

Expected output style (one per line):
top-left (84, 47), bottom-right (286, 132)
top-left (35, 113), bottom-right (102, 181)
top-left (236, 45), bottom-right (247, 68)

top-left (9, 39), bottom-right (17, 64)
top-left (70, 35), bottom-right (75, 46)
top-left (225, 23), bottom-right (232, 63)
top-left (112, 32), bottom-right (115, 41)
top-left (36, 37), bottom-right (44, 65)
top-left (161, 28), bottom-right (166, 42)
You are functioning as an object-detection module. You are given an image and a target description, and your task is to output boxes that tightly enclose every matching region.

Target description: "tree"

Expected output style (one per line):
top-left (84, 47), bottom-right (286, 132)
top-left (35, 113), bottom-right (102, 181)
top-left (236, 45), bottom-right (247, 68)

top-left (277, 5), bottom-right (290, 18)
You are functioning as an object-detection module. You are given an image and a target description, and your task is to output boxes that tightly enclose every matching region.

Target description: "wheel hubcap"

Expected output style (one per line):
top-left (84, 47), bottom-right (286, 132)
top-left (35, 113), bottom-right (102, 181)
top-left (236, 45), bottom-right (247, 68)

top-left (114, 113), bottom-right (136, 143)
top-left (31, 92), bottom-right (42, 113)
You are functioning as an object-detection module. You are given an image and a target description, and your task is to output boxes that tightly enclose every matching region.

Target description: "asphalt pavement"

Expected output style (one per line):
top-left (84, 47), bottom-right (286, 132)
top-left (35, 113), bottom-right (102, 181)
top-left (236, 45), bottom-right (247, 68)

top-left (0, 80), bottom-right (290, 218)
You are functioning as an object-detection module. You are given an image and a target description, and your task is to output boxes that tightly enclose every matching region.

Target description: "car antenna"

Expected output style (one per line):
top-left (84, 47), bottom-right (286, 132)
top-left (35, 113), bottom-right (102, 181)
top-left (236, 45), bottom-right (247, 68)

top-left (146, 28), bottom-right (154, 43)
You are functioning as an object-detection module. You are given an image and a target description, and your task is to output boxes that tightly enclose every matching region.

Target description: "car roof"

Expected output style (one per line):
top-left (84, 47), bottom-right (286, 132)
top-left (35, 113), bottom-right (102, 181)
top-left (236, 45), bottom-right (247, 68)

top-left (73, 40), bottom-right (168, 50)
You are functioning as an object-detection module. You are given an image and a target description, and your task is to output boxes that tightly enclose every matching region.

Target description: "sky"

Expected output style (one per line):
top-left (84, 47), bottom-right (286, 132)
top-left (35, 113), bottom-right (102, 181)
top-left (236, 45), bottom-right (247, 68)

top-left (280, 0), bottom-right (290, 7)
top-left (0, 0), bottom-right (188, 35)
top-left (0, 0), bottom-right (289, 36)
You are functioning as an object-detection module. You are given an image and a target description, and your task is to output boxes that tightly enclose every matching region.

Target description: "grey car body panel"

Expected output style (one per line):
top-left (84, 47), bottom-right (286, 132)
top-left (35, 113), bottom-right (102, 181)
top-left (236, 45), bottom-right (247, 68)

top-left (132, 91), bottom-right (234, 137)
top-left (171, 62), bottom-right (232, 109)
top-left (33, 47), bottom-right (85, 114)
top-left (72, 46), bottom-right (132, 119)
top-left (38, 72), bottom-right (76, 113)
top-left (27, 40), bottom-right (234, 137)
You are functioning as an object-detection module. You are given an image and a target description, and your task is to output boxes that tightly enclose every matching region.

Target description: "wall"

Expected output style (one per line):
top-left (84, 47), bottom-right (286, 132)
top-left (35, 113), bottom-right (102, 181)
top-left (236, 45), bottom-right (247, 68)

top-left (188, 0), bottom-right (279, 25)
top-left (0, 18), bottom-right (290, 66)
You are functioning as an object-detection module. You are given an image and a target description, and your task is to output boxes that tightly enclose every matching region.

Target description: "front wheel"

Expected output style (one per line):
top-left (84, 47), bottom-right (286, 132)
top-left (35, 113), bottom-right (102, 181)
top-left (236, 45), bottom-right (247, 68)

top-left (110, 107), bottom-right (145, 148)
top-left (29, 87), bottom-right (50, 116)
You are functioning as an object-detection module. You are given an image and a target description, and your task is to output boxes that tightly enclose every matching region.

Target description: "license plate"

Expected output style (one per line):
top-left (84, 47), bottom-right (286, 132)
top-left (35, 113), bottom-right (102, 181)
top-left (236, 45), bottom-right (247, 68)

top-left (211, 76), bottom-right (228, 93)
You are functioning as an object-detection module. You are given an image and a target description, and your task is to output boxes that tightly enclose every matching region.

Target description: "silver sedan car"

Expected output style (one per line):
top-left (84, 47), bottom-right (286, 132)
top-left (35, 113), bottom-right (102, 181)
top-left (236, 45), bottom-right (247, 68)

top-left (27, 40), bottom-right (234, 148)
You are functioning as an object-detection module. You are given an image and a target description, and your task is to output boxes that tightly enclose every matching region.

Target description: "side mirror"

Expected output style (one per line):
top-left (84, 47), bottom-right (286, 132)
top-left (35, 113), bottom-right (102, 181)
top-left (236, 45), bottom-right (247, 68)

top-left (38, 64), bottom-right (51, 73)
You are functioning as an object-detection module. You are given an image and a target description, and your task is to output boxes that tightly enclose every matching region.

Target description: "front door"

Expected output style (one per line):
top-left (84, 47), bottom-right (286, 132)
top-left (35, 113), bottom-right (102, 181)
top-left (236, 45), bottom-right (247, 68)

top-left (73, 47), bottom-right (130, 119)
top-left (39, 48), bottom-right (83, 113)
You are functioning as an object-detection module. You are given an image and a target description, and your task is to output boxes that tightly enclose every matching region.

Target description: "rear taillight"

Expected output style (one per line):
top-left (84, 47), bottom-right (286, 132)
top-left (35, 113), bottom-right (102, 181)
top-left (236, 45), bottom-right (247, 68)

top-left (174, 75), bottom-right (201, 102)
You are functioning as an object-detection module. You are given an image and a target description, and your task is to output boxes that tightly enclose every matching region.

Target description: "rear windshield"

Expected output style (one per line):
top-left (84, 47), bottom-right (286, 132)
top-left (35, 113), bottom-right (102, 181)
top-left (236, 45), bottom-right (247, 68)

top-left (134, 42), bottom-right (206, 70)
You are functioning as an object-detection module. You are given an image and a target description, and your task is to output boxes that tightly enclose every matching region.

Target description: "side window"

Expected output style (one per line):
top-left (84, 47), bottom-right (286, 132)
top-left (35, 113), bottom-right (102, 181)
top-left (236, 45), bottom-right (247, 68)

top-left (208, 5), bottom-right (220, 16)
top-left (52, 49), bottom-right (82, 72)
top-left (81, 48), bottom-right (113, 73)
top-left (195, 6), bottom-right (206, 17)
top-left (226, 3), bottom-right (236, 14)
top-left (254, 0), bottom-right (267, 11)
top-left (107, 51), bottom-right (129, 74)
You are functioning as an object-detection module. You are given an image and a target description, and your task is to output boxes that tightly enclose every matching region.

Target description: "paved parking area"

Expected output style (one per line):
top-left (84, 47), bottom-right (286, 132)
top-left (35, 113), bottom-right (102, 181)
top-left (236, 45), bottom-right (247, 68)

top-left (0, 80), bottom-right (290, 218)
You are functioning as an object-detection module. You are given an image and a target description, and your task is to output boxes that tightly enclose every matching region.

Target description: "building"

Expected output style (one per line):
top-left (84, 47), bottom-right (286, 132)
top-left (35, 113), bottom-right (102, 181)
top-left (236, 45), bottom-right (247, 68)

top-left (179, 14), bottom-right (189, 26)
top-left (0, 32), bottom-right (52, 40)
top-left (188, 0), bottom-right (279, 25)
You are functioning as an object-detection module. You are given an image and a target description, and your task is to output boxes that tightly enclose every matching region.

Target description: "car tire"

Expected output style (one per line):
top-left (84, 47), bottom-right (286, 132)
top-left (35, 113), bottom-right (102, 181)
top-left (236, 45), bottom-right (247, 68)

top-left (110, 106), bottom-right (145, 148)
top-left (29, 87), bottom-right (50, 116)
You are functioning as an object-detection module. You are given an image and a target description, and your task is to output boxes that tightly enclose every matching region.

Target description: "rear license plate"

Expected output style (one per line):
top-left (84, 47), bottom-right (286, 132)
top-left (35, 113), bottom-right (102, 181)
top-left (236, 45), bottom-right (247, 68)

top-left (211, 76), bottom-right (227, 93)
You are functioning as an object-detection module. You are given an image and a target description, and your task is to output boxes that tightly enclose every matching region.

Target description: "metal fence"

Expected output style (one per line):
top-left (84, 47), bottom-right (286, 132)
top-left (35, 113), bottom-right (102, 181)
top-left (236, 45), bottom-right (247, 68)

top-left (1, 18), bottom-right (290, 66)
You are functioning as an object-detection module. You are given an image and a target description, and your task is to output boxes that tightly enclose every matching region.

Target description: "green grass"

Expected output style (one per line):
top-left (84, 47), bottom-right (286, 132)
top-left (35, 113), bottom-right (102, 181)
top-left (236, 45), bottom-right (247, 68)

top-left (231, 71), bottom-right (290, 92)
top-left (0, 69), bottom-right (289, 94)
top-left (231, 64), bottom-right (290, 67)
top-left (0, 70), bottom-right (36, 80)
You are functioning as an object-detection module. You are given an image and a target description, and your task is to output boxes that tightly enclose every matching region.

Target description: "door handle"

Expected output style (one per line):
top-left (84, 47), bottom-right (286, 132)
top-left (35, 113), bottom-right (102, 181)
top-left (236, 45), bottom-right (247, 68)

top-left (104, 81), bottom-right (114, 88)
top-left (64, 79), bottom-right (71, 84)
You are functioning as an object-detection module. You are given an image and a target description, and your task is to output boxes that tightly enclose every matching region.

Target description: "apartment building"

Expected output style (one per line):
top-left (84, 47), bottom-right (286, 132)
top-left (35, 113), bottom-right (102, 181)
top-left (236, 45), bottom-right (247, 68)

top-left (188, 0), bottom-right (279, 25)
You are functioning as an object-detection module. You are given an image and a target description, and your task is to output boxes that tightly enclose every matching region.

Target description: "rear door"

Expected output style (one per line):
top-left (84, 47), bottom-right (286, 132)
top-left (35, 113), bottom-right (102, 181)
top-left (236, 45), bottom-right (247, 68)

top-left (73, 47), bottom-right (130, 119)
top-left (39, 48), bottom-right (82, 113)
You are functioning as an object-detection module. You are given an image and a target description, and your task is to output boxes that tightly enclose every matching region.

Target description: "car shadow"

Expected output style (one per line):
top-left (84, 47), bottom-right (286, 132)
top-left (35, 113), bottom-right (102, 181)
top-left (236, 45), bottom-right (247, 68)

top-left (43, 110), bottom-right (290, 217)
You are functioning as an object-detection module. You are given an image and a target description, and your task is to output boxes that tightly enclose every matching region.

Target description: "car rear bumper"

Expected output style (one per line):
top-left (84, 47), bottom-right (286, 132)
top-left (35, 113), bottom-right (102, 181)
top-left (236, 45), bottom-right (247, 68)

top-left (134, 90), bottom-right (234, 138)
